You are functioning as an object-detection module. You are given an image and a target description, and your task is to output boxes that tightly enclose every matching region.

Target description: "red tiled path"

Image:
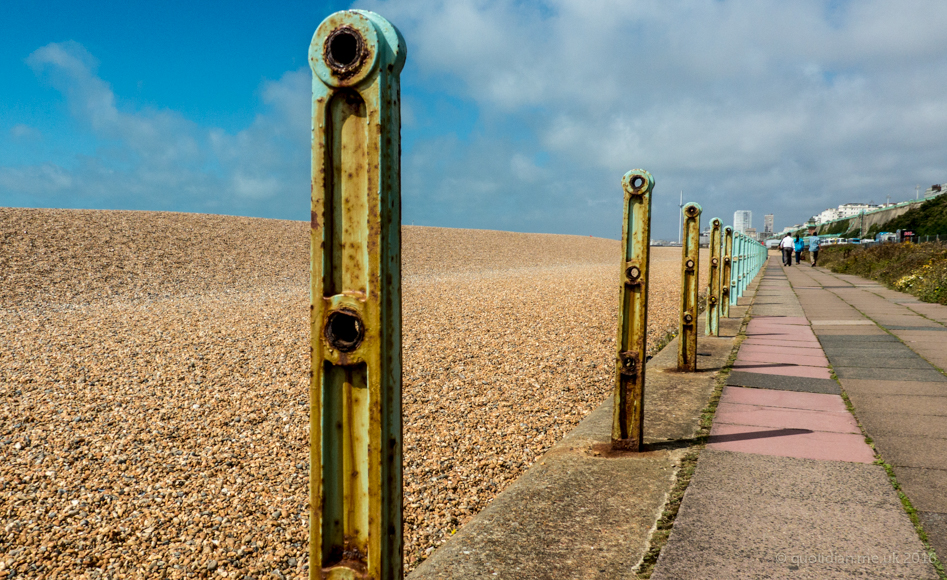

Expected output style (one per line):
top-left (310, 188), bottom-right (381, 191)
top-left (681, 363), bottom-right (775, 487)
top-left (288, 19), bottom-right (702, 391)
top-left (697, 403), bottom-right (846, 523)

top-left (708, 270), bottom-right (875, 464)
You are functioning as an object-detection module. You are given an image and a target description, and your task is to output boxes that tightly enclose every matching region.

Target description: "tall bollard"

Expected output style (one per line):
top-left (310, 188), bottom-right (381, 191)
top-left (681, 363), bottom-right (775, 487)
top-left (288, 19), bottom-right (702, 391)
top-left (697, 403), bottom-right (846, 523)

top-left (721, 226), bottom-right (733, 317)
top-left (309, 11), bottom-right (406, 580)
top-left (613, 169), bottom-right (654, 451)
top-left (678, 202), bottom-right (702, 371)
top-left (735, 234), bottom-right (744, 301)
top-left (705, 218), bottom-right (722, 336)
top-left (730, 234), bottom-right (739, 306)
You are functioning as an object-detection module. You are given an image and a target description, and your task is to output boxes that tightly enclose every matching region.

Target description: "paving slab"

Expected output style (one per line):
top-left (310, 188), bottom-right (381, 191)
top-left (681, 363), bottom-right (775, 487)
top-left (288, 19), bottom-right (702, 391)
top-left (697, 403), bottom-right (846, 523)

top-left (818, 335), bottom-right (900, 344)
top-left (735, 350), bottom-right (829, 367)
top-left (706, 423), bottom-right (874, 462)
top-left (714, 401), bottom-right (860, 433)
top-left (650, 451), bottom-right (938, 580)
top-left (738, 343), bottom-right (826, 358)
top-left (720, 386), bottom-right (847, 412)
top-left (743, 337), bottom-right (822, 348)
top-left (919, 512), bottom-right (947, 569)
top-left (856, 412), bottom-right (947, 438)
top-left (890, 468), bottom-right (947, 513)
top-left (846, 394), bottom-right (947, 416)
top-left (827, 356), bottom-right (935, 369)
top-left (747, 317), bottom-right (813, 325)
top-left (813, 327), bottom-right (890, 336)
top-left (839, 379), bottom-right (947, 397)
top-left (730, 362), bottom-right (832, 379)
top-left (833, 366), bottom-right (947, 382)
top-left (726, 371), bottom-right (841, 394)
top-left (821, 347), bottom-right (922, 358)
top-left (871, 436), bottom-right (947, 470)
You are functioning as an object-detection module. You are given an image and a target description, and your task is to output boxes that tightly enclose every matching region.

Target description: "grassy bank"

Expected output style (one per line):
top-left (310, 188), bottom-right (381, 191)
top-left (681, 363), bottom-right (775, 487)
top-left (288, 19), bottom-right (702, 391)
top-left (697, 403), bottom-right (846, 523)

top-left (819, 241), bottom-right (947, 304)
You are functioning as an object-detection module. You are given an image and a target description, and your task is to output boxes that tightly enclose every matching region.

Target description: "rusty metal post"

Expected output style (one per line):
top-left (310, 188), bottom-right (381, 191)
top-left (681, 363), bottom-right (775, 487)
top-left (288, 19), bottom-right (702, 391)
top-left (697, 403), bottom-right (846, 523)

top-left (734, 234), bottom-right (744, 301)
top-left (729, 233), bottom-right (739, 306)
top-left (705, 218), bottom-right (722, 336)
top-left (721, 226), bottom-right (733, 316)
top-left (309, 10), bottom-right (406, 580)
top-left (613, 169), bottom-right (653, 451)
top-left (678, 202), bottom-right (701, 371)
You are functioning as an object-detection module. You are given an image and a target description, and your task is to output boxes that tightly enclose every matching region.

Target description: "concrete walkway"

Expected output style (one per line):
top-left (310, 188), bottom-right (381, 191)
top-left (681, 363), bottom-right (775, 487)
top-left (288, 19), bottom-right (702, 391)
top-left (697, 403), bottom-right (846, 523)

top-left (652, 256), bottom-right (943, 579)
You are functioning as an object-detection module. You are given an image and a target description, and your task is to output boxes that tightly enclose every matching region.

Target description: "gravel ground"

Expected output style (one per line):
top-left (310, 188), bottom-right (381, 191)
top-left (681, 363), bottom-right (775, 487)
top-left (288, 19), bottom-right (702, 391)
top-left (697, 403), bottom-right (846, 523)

top-left (1, 208), bottom-right (707, 579)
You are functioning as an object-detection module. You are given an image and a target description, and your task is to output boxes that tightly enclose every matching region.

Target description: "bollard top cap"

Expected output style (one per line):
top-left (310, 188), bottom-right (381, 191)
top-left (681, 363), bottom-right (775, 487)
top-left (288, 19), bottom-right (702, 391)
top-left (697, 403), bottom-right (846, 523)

top-left (682, 202), bottom-right (702, 217)
top-left (621, 169), bottom-right (654, 197)
top-left (710, 217), bottom-right (721, 228)
top-left (310, 10), bottom-right (406, 88)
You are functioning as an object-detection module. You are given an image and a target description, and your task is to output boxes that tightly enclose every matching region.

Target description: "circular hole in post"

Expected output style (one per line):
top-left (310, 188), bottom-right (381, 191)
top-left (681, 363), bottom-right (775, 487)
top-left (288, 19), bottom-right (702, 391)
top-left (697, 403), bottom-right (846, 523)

top-left (626, 266), bottom-right (641, 281)
top-left (685, 259), bottom-right (695, 269)
top-left (325, 309), bottom-right (365, 352)
top-left (325, 27), bottom-right (363, 72)
top-left (632, 176), bottom-right (644, 190)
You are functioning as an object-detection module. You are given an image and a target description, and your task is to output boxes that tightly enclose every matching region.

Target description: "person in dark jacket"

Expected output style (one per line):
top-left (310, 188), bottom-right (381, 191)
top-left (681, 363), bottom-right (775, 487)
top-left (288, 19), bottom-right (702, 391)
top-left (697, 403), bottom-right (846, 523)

top-left (779, 234), bottom-right (794, 266)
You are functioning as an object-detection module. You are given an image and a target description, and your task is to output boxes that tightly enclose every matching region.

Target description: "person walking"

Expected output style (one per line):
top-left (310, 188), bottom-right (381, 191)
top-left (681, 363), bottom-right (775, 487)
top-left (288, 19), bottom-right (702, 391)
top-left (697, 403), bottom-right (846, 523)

top-left (793, 235), bottom-right (804, 265)
top-left (779, 233), bottom-right (794, 266)
top-left (808, 228), bottom-right (821, 267)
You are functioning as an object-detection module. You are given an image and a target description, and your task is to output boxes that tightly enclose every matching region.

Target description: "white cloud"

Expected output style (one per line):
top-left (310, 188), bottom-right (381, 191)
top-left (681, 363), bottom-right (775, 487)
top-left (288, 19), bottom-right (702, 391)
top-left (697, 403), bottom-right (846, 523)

top-left (6, 2), bottom-right (947, 237)
top-left (10, 124), bottom-right (42, 140)
top-left (7, 41), bottom-right (311, 218)
top-left (359, 0), bottom-right (947, 236)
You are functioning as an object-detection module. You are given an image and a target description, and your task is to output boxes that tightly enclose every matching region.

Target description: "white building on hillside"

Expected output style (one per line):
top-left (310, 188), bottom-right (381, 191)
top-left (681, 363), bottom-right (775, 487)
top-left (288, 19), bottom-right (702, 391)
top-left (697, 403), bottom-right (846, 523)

top-left (925, 184), bottom-right (946, 198)
top-left (816, 203), bottom-right (881, 224)
top-left (817, 208), bottom-right (839, 224)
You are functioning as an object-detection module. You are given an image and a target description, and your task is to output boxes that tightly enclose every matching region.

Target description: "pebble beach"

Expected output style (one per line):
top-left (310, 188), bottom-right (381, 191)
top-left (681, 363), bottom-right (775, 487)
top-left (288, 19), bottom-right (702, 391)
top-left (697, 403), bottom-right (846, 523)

top-left (1, 208), bottom-right (706, 578)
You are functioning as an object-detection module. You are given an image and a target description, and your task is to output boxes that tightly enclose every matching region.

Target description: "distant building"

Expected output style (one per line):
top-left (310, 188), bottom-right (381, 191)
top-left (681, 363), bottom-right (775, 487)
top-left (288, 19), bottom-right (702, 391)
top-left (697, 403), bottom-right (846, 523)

top-left (817, 208), bottom-right (840, 224)
top-left (925, 184), bottom-right (946, 198)
top-left (815, 203), bottom-right (881, 225)
top-left (763, 214), bottom-right (774, 237)
top-left (837, 203), bottom-right (879, 218)
top-left (745, 227), bottom-right (758, 241)
top-left (733, 210), bottom-right (752, 233)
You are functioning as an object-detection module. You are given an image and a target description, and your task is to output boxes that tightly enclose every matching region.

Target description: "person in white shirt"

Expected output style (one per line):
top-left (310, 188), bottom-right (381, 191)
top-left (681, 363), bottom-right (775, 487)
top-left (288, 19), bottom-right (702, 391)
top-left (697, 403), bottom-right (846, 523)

top-left (779, 234), bottom-right (795, 267)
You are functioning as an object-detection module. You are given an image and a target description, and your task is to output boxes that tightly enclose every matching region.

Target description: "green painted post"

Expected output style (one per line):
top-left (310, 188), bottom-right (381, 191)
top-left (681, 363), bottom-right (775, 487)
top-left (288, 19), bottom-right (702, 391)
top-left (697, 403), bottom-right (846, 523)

top-left (705, 218), bottom-right (722, 336)
top-left (730, 233), bottom-right (739, 305)
top-left (309, 10), bottom-right (406, 580)
top-left (721, 226), bottom-right (732, 316)
top-left (678, 202), bottom-right (702, 372)
top-left (613, 169), bottom-right (654, 451)
top-left (738, 235), bottom-right (746, 298)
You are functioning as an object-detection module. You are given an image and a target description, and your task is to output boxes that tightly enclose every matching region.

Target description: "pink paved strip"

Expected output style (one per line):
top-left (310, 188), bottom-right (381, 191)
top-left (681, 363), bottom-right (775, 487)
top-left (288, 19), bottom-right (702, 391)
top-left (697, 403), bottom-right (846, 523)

top-left (746, 329), bottom-right (818, 342)
top-left (714, 401), bottom-right (859, 433)
top-left (730, 362), bottom-right (832, 379)
top-left (742, 337), bottom-right (822, 348)
top-left (738, 344), bottom-right (826, 357)
top-left (720, 386), bottom-right (847, 412)
top-left (750, 316), bottom-right (810, 325)
top-left (707, 423), bottom-right (875, 463)
top-left (745, 328), bottom-right (817, 339)
top-left (746, 321), bottom-right (815, 330)
top-left (734, 350), bottom-right (828, 368)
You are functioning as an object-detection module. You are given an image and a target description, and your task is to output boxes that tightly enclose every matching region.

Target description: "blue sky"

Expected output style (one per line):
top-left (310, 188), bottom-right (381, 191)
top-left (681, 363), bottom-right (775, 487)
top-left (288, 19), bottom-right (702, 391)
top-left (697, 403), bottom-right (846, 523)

top-left (3, 0), bottom-right (947, 239)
